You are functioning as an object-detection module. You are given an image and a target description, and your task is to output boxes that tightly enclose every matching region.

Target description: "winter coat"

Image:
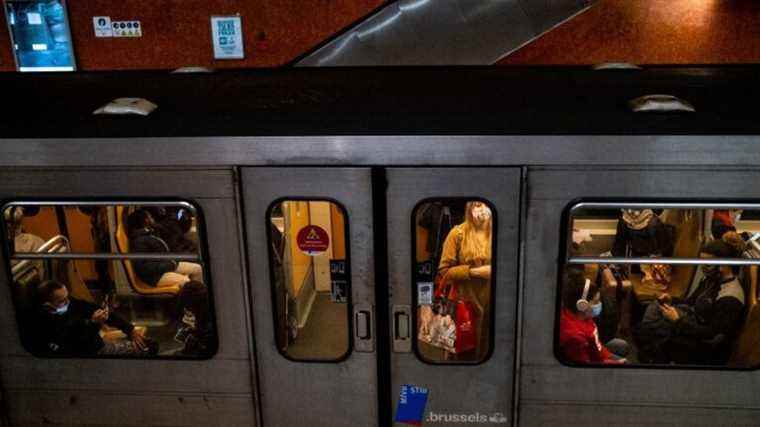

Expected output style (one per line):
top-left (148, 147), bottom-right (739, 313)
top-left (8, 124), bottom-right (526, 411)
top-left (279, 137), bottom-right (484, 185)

top-left (559, 308), bottom-right (614, 364)
top-left (130, 228), bottom-right (177, 285)
top-left (28, 298), bottom-right (134, 356)
top-left (437, 223), bottom-right (491, 359)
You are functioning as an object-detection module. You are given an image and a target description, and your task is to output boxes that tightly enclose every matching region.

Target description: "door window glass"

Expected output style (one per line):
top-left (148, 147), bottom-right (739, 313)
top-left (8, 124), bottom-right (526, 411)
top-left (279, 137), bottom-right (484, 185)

top-left (2, 202), bottom-right (217, 359)
top-left (562, 203), bottom-right (760, 368)
top-left (413, 199), bottom-right (496, 363)
top-left (267, 200), bottom-right (350, 361)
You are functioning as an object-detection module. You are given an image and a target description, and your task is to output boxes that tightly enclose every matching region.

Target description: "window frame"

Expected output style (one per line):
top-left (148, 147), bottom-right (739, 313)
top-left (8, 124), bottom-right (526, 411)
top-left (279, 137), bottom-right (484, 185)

top-left (264, 197), bottom-right (354, 363)
top-left (1, 198), bottom-right (219, 360)
top-left (410, 197), bottom-right (498, 366)
top-left (556, 199), bottom-right (760, 371)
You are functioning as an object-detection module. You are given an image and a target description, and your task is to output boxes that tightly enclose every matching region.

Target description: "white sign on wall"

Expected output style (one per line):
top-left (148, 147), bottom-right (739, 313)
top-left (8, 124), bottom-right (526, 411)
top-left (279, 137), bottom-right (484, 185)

top-left (211, 15), bottom-right (244, 59)
top-left (112, 20), bottom-right (142, 37)
top-left (93, 16), bottom-right (113, 37)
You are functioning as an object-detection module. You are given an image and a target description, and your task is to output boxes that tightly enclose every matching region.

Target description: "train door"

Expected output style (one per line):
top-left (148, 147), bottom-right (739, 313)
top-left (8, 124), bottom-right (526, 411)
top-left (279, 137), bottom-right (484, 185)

top-left (242, 168), bottom-right (378, 427)
top-left (386, 168), bottom-right (522, 426)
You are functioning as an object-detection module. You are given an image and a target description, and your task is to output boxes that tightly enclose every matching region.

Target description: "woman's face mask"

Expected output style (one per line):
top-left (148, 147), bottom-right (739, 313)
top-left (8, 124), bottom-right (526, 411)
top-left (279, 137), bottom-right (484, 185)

top-left (472, 204), bottom-right (492, 223)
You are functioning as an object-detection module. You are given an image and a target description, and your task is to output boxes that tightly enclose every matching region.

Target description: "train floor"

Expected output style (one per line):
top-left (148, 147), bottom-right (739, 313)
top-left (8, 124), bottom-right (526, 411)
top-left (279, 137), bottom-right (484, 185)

top-left (287, 292), bottom-right (348, 360)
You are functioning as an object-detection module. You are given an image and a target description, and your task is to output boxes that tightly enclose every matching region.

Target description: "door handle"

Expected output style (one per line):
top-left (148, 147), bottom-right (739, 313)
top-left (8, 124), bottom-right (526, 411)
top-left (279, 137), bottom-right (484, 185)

top-left (353, 304), bottom-right (374, 352)
top-left (392, 305), bottom-right (412, 353)
top-left (356, 311), bottom-right (371, 339)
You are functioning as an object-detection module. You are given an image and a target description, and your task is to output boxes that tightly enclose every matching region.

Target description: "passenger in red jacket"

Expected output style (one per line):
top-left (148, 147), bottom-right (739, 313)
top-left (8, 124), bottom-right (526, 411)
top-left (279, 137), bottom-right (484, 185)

top-left (559, 271), bottom-right (628, 365)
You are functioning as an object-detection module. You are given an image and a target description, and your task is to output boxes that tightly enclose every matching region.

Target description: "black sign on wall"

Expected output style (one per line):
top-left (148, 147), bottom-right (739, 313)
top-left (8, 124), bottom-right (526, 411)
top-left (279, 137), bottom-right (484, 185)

top-left (415, 260), bottom-right (434, 306)
top-left (330, 259), bottom-right (348, 303)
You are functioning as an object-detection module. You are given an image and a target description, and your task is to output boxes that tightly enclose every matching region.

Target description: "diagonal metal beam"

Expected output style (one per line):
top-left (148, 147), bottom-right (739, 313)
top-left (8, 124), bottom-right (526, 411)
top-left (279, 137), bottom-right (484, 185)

top-left (297, 0), bottom-right (596, 66)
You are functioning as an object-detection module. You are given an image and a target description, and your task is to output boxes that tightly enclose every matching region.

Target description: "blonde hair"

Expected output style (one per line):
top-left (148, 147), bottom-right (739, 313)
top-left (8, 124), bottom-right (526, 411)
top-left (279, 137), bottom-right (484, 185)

top-left (459, 202), bottom-right (492, 265)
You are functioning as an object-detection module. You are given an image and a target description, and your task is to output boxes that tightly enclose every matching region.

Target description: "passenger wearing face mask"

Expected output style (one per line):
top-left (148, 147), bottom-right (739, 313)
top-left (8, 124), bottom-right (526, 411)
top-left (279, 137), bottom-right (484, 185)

top-left (559, 271), bottom-right (628, 364)
top-left (28, 280), bottom-right (153, 356)
top-left (437, 201), bottom-right (493, 360)
top-left (611, 209), bottom-right (675, 259)
top-left (604, 209), bottom-right (675, 288)
top-left (636, 239), bottom-right (745, 365)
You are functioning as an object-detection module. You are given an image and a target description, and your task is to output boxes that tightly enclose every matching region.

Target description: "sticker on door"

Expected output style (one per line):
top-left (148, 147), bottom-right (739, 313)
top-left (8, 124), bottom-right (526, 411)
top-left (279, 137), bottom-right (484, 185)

top-left (296, 225), bottom-right (330, 255)
top-left (395, 384), bottom-right (429, 425)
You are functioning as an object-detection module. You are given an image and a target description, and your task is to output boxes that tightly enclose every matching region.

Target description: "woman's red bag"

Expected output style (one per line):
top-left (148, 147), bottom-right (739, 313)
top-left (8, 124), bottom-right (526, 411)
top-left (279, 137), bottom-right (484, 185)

top-left (433, 272), bottom-right (479, 354)
top-left (454, 299), bottom-right (478, 354)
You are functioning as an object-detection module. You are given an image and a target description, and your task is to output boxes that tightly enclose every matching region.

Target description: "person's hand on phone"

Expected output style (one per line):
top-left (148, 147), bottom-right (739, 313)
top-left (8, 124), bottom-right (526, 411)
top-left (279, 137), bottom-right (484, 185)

top-left (660, 303), bottom-right (680, 322)
top-left (657, 292), bottom-right (672, 305)
top-left (130, 329), bottom-right (147, 351)
top-left (91, 308), bottom-right (109, 324)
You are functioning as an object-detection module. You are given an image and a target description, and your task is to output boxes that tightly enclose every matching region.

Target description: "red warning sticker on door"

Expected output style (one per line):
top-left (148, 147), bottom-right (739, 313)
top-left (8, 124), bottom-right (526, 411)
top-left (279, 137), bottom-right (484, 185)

top-left (296, 225), bottom-right (330, 255)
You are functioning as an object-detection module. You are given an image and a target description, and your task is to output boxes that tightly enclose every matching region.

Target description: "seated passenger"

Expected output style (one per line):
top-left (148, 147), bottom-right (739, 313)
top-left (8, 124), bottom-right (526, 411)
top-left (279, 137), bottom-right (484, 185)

top-left (559, 271), bottom-right (628, 364)
top-left (29, 280), bottom-right (155, 356)
top-left (636, 240), bottom-right (745, 365)
top-left (145, 206), bottom-right (198, 253)
top-left (127, 209), bottom-right (203, 287)
top-left (175, 280), bottom-right (214, 356)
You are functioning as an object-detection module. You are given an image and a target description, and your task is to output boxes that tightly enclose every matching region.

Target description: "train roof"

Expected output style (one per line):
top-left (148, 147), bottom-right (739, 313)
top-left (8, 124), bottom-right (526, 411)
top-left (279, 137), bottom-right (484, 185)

top-left (2, 66), bottom-right (760, 138)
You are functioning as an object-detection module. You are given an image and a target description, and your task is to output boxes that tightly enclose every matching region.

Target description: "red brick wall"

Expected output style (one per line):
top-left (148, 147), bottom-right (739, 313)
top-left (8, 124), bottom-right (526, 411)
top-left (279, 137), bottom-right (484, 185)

top-left (0, 0), bottom-right (383, 71)
top-left (3, 0), bottom-right (758, 71)
top-left (501, 0), bottom-right (760, 65)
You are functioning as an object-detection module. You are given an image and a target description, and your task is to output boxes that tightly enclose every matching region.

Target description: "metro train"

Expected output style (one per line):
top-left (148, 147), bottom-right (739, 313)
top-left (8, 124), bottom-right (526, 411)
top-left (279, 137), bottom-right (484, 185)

top-left (2, 66), bottom-right (760, 427)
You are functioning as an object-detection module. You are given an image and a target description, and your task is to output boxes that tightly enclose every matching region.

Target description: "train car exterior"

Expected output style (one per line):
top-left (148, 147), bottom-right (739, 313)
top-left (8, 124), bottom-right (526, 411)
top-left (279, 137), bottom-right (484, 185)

top-left (1, 67), bottom-right (760, 426)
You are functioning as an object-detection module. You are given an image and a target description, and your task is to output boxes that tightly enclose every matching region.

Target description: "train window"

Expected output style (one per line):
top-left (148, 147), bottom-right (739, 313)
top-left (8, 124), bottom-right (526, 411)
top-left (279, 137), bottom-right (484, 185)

top-left (267, 200), bottom-right (351, 361)
top-left (560, 203), bottom-right (760, 368)
top-left (413, 199), bottom-right (495, 364)
top-left (2, 202), bottom-right (217, 359)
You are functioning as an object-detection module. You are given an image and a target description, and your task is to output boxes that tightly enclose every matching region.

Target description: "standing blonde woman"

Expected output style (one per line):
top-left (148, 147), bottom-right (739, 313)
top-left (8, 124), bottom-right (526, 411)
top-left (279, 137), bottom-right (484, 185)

top-left (437, 201), bottom-right (493, 360)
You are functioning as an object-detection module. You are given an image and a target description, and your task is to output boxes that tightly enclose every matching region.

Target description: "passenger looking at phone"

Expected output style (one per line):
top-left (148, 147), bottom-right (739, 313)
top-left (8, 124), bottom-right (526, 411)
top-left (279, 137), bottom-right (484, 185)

top-left (636, 239), bottom-right (745, 365)
top-left (559, 271), bottom-right (629, 364)
top-left (30, 280), bottom-right (155, 356)
top-left (128, 209), bottom-right (204, 288)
